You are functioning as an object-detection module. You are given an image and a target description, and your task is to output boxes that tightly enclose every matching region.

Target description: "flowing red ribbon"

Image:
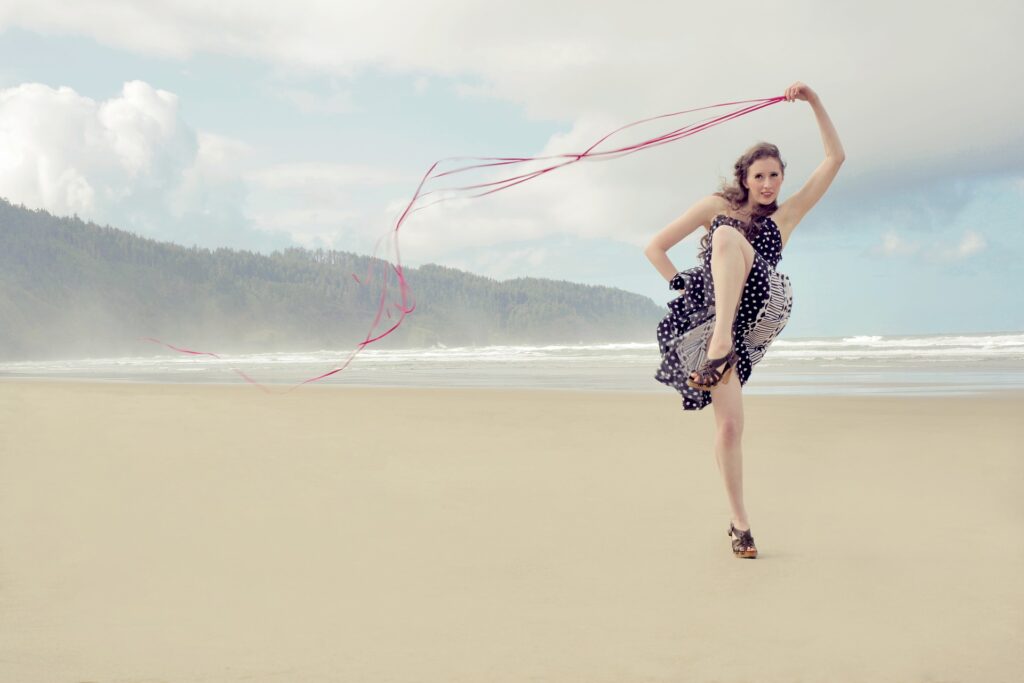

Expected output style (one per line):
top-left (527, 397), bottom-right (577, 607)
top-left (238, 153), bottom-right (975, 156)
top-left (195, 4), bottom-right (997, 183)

top-left (144, 95), bottom-right (786, 391)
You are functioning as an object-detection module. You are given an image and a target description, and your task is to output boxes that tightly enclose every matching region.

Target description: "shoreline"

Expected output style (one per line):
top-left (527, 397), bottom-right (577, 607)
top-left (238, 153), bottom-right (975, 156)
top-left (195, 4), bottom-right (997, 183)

top-left (2, 331), bottom-right (1022, 399)
top-left (5, 374), bottom-right (1024, 400)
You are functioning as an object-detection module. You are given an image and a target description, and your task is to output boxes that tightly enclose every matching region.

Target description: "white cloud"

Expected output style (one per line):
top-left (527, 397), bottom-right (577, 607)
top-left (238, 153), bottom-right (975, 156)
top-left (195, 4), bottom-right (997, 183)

top-left (171, 132), bottom-right (253, 219)
top-left (0, 81), bottom-right (195, 219)
top-left (246, 162), bottom-right (406, 191)
top-left (0, 79), bottom-right (419, 254)
top-left (99, 81), bottom-right (189, 175)
top-left (385, 110), bottom-right (730, 259)
top-left (956, 231), bottom-right (986, 257)
top-left (266, 84), bottom-right (354, 115)
top-left (242, 162), bottom-right (415, 252)
top-left (876, 230), bottom-right (921, 257)
top-left (446, 245), bottom-right (550, 280)
top-left (248, 207), bottom-right (361, 249)
top-left (1, 2), bottom-right (1019, 283)
top-left (875, 228), bottom-right (988, 262)
top-left (933, 230), bottom-right (987, 262)
top-left (398, 197), bottom-right (550, 263)
top-left (2, 0), bottom-right (1019, 187)
top-left (0, 80), bottom-right (298, 251)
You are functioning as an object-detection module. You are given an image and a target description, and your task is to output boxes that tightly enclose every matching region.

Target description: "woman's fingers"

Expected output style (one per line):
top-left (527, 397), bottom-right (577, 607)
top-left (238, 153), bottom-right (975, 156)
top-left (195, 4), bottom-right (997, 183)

top-left (784, 81), bottom-right (810, 102)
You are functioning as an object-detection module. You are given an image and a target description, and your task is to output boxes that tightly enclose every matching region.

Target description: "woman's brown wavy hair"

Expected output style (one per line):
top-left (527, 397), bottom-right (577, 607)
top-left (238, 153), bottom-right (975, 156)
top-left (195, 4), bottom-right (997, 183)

top-left (697, 142), bottom-right (786, 262)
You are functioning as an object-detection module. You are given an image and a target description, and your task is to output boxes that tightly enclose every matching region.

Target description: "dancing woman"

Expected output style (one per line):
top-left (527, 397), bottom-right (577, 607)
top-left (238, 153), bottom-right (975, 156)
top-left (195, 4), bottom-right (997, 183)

top-left (644, 81), bottom-right (845, 558)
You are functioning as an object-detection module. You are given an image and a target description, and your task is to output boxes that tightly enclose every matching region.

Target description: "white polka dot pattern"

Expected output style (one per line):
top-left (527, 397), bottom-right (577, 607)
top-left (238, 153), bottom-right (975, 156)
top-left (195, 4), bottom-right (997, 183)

top-left (655, 214), bottom-right (792, 411)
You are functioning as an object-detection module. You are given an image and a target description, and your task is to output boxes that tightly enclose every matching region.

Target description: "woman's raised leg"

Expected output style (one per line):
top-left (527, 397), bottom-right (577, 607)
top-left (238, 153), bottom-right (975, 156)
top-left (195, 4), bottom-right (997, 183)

top-left (690, 226), bottom-right (755, 384)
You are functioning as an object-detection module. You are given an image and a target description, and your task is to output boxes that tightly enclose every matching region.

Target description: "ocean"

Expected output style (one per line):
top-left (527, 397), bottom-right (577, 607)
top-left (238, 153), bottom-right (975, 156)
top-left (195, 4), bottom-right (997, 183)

top-left (1, 332), bottom-right (1022, 397)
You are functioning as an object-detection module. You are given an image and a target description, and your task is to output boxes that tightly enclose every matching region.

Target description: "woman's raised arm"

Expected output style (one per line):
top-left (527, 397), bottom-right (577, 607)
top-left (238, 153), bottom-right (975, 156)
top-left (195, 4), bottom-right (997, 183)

top-left (775, 82), bottom-right (845, 239)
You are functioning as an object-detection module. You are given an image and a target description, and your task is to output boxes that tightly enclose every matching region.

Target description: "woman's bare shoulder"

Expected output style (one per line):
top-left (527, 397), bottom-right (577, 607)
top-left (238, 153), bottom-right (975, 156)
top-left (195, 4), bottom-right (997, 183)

top-left (702, 194), bottom-right (732, 224)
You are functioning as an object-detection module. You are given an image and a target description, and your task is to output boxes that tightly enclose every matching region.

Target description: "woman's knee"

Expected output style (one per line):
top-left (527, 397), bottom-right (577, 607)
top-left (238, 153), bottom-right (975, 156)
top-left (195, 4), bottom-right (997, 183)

top-left (711, 226), bottom-right (754, 272)
top-left (711, 225), bottom-right (743, 248)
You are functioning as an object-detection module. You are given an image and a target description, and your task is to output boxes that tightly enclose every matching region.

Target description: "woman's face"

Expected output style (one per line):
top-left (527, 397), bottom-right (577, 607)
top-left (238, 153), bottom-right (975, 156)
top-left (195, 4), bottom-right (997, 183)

top-left (744, 157), bottom-right (784, 205)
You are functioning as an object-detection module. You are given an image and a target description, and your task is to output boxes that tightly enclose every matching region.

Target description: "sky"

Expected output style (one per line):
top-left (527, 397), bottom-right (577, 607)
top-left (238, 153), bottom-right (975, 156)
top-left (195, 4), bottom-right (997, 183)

top-left (0, 1), bottom-right (1021, 339)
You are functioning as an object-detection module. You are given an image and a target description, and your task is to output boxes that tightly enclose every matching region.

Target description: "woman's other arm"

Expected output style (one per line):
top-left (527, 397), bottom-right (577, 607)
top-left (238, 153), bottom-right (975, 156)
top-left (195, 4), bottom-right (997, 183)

top-left (644, 194), bottom-right (721, 282)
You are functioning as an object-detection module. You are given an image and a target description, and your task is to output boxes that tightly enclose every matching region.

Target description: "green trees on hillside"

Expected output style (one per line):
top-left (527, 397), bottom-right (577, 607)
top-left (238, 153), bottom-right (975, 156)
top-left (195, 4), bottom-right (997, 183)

top-left (0, 198), bottom-right (662, 359)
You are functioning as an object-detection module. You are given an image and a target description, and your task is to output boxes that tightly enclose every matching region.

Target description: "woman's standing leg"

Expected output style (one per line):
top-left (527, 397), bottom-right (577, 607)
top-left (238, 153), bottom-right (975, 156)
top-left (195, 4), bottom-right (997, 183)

top-left (710, 375), bottom-right (750, 529)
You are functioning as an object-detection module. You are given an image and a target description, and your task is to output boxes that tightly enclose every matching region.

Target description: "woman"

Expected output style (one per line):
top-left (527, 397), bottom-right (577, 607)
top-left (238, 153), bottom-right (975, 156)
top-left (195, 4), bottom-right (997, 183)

top-left (643, 81), bottom-right (844, 559)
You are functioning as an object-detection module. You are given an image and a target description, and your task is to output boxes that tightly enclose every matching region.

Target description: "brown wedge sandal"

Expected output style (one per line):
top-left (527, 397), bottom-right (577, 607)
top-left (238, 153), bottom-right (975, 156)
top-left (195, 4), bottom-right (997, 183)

top-left (686, 346), bottom-right (740, 391)
top-left (728, 522), bottom-right (758, 559)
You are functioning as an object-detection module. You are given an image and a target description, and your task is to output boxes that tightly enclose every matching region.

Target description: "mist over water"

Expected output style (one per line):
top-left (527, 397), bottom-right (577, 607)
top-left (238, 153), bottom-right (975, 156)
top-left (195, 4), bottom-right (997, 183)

top-left (2, 332), bottom-right (1023, 397)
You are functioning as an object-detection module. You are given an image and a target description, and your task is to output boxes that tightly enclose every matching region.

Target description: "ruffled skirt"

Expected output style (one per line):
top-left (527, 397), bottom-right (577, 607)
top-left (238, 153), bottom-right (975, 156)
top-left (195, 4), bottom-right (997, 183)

top-left (655, 255), bottom-right (793, 411)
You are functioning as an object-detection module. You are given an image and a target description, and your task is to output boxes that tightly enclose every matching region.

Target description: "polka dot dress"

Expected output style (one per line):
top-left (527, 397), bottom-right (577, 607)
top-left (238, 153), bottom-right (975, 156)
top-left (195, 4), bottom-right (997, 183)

top-left (655, 214), bottom-right (793, 411)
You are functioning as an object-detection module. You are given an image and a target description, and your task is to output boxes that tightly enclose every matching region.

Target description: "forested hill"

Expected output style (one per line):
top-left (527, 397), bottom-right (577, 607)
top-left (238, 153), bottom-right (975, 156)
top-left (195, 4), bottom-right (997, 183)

top-left (0, 198), bottom-right (664, 360)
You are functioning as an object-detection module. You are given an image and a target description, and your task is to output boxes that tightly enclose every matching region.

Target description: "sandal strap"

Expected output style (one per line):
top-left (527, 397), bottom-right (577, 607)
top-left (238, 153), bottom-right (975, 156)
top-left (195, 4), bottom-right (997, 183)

top-left (693, 349), bottom-right (738, 385)
top-left (730, 526), bottom-right (756, 551)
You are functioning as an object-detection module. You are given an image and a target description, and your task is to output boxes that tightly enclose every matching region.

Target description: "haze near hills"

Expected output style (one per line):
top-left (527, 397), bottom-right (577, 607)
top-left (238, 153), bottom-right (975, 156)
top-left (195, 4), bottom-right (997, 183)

top-left (0, 198), bottom-right (664, 361)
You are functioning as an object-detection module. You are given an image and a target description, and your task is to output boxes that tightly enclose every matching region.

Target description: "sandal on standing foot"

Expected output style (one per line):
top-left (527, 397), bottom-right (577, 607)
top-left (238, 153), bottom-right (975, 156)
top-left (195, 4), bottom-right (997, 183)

top-left (686, 346), bottom-right (740, 390)
top-left (728, 522), bottom-right (758, 559)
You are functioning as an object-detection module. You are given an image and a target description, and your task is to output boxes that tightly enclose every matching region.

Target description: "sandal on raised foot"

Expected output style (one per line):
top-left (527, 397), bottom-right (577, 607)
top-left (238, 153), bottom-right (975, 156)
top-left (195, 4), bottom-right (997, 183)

top-left (686, 346), bottom-right (740, 391)
top-left (728, 522), bottom-right (758, 559)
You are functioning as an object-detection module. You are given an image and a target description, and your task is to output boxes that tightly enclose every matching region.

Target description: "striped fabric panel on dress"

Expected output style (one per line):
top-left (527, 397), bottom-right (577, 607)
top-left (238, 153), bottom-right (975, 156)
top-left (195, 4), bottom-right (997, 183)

top-left (672, 310), bottom-right (717, 375)
top-left (745, 270), bottom-right (793, 365)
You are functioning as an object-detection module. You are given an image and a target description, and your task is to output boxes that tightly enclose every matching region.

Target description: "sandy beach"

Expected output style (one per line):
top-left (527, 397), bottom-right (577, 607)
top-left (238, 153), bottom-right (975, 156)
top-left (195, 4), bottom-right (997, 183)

top-left (1, 380), bottom-right (1021, 682)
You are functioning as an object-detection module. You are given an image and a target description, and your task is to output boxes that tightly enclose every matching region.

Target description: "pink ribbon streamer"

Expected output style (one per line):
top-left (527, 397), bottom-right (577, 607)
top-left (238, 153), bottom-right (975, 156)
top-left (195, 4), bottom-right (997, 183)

top-left (144, 95), bottom-right (785, 391)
